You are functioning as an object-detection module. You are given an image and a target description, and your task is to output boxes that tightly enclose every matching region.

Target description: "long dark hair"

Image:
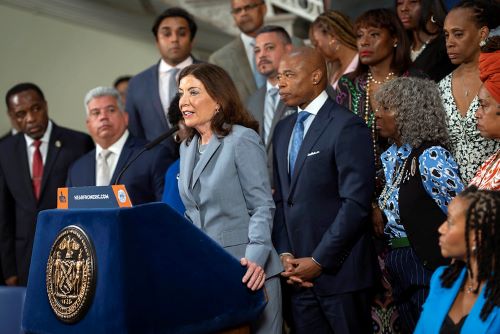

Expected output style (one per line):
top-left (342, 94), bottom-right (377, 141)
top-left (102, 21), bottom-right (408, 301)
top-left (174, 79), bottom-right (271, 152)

top-left (353, 8), bottom-right (411, 76)
top-left (178, 63), bottom-right (259, 142)
top-left (440, 186), bottom-right (500, 321)
top-left (395, 0), bottom-right (448, 37)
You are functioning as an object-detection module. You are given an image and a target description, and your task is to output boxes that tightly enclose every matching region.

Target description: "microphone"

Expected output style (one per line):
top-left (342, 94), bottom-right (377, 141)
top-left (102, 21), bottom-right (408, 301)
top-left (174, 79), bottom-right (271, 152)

top-left (114, 125), bottom-right (179, 185)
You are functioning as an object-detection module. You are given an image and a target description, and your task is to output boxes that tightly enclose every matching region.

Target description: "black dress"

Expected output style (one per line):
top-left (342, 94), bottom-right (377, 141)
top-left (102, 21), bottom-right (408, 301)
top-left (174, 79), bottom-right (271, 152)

top-left (412, 33), bottom-right (456, 82)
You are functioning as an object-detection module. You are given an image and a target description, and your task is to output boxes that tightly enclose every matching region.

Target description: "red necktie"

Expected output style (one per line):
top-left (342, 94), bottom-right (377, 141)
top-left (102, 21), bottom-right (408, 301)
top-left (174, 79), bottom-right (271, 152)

top-left (32, 139), bottom-right (43, 200)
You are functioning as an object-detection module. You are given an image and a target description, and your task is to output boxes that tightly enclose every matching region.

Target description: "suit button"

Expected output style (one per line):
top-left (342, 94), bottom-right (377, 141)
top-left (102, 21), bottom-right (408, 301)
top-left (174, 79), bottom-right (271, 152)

top-left (287, 200), bottom-right (293, 207)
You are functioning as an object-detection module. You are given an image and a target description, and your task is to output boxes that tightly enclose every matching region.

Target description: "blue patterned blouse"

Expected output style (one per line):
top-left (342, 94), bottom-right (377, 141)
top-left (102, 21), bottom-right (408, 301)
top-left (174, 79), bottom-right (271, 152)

top-left (379, 144), bottom-right (464, 239)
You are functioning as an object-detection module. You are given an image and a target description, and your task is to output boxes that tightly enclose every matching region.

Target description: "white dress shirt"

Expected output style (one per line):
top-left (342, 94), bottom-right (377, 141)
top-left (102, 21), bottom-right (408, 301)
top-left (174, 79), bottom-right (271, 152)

top-left (158, 56), bottom-right (194, 115)
top-left (94, 130), bottom-right (129, 185)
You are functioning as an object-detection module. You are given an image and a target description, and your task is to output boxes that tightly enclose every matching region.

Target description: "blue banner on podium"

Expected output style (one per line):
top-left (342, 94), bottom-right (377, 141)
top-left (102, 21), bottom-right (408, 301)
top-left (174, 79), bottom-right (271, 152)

top-left (23, 203), bottom-right (265, 333)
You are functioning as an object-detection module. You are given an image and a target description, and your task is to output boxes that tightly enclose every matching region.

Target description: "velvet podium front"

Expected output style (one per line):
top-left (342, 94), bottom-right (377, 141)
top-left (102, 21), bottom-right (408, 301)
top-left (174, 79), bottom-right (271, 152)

top-left (22, 202), bottom-right (266, 333)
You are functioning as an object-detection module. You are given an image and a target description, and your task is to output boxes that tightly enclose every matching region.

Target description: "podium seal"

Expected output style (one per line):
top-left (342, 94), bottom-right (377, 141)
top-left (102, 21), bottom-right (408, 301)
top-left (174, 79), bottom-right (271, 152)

top-left (46, 225), bottom-right (97, 323)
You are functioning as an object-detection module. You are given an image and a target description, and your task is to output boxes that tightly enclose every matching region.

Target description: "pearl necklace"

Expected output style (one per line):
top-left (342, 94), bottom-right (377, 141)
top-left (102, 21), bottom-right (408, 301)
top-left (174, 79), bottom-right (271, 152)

top-left (378, 158), bottom-right (409, 210)
top-left (365, 71), bottom-right (395, 165)
top-left (367, 71), bottom-right (394, 85)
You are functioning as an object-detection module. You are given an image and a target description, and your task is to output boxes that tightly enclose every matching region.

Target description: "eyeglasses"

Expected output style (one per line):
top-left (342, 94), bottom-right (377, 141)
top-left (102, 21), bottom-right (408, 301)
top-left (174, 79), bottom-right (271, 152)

top-left (230, 2), bottom-right (264, 15)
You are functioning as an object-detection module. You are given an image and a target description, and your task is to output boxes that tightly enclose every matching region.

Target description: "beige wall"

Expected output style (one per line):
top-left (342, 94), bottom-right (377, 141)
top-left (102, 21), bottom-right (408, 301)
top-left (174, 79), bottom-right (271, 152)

top-left (0, 4), bottom-right (160, 135)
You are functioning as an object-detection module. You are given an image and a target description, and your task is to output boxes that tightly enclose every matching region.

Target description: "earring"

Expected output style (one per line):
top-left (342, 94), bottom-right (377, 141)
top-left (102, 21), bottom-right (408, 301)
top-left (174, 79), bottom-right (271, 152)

top-left (393, 42), bottom-right (398, 48)
top-left (480, 39), bottom-right (486, 47)
top-left (215, 105), bottom-right (220, 113)
top-left (430, 15), bottom-right (436, 24)
top-left (472, 244), bottom-right (477, 254)
top-left (174, 133), bottom-right (181, 143)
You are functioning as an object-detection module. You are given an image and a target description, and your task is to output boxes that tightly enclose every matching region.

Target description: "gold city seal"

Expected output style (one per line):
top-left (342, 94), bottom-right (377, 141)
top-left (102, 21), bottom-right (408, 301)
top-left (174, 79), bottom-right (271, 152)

top-left (46, 225), bottom-right (96, 323)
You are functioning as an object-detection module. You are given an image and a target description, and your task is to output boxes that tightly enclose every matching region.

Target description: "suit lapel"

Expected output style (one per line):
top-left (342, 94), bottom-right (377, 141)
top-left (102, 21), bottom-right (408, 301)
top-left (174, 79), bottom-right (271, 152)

top-left (289, 100), bottom-right (333, 190)
top-left (181, 138), bottom-right (197, 201)
top-left (191, 135), bottom-right (221, 189)
top-left (267, 101), bottom-right (288, 151)
top-left (13, 135), bottom-right (36, 203)
top-left (234, 38), bottom-right (257, 95)
top-left (40, 124), bottom-right (63, 199)
top-left (110, 136), bottom-right (135, 184)
top-left (151, 62), bottom-right (169, 130)
top-left (276, 115), bottom-right (296, 195)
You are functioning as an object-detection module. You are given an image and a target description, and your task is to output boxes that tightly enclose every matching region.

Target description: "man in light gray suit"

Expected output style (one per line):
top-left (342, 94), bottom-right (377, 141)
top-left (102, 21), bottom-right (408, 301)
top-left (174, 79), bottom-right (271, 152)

top-left (246, 26), bottom-right (293, 185)
top-left (209, 0), bottom-right (267, 103)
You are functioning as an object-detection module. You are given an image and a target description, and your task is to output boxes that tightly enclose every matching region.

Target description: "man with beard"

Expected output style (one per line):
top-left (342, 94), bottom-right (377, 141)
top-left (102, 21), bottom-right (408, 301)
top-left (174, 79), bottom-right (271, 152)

top-left (246, 25), bottom-right (293, 184)
top-left (209, 0), bottom-right (268, 103)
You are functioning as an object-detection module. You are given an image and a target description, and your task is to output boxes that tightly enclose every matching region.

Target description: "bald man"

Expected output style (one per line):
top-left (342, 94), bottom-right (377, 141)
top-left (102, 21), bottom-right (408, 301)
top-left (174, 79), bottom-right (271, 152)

top-left (272, 47), bottom-right (377, 333)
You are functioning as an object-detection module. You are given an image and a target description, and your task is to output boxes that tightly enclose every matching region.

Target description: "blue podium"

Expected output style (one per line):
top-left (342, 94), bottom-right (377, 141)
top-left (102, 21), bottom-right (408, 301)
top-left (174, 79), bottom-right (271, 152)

top-left (22, 202), bottom-right (265, 333)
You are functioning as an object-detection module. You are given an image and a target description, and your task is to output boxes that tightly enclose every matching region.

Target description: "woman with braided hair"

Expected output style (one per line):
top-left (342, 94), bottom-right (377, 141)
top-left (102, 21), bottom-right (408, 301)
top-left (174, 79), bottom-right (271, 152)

top-left (416, 187), bottom-right (500, 333)
top-left (309, 10), bottom-right (358, 89)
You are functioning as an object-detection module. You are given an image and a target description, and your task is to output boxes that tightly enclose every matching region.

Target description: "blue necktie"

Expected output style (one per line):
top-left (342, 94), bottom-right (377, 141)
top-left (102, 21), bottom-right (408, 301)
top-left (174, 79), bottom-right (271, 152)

top-left (289, 111), bottom-right (311, 175)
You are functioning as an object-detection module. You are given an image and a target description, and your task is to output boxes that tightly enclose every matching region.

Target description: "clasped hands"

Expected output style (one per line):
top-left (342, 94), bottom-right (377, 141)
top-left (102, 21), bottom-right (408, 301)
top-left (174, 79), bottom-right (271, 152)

top-left (280, 255), bottom-right (322, 288)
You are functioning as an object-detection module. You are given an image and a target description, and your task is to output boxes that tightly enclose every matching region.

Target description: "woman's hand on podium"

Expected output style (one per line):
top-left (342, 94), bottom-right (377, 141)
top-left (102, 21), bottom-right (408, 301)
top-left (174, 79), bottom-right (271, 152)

top-left (240, 258), bottom-right (266, 291)
top-left (5, 275), bottom-right (18, 286)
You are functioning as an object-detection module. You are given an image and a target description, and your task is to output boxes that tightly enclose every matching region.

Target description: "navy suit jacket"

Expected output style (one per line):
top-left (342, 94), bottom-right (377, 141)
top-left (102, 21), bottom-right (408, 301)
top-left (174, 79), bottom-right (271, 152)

top-left (126, 58), bottom-right (201, 143)
top-left (0, 123), bottom-right (94, 285)
top-left (272, 96), bottom-right (377, 295)
top-left (416, 266), bottom-right (500, 333)
top-left (66, 134), bottom-right (174, 205)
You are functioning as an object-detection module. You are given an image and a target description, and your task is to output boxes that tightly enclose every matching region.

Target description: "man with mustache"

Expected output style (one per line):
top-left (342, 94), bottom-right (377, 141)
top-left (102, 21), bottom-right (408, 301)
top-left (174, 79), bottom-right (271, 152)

top-left (66, 87), bottom-right (173, 205)
top-left (246, 25), bottom-right (293, 184)
top-left (209, 0), bottom-right (268, 103)
top-left (0, 83), bottom-right (94, 286)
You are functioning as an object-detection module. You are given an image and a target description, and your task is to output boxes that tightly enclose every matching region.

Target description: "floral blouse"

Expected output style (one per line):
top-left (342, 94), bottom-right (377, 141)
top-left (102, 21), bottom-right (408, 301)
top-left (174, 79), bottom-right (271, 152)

top-left (379, 144), bottom-right (464, 239)
top-left (469, 151), bottom-right (500, 190)
top-left (438, 73), bottom-right (500, 183)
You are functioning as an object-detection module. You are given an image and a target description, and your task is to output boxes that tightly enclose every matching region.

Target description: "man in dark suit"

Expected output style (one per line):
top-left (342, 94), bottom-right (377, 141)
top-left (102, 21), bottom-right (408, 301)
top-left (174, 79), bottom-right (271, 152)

top-left (246, 25), bottom-right (293, 184)
top-left (0, 103), bottom-right (22, 141)
top-left (0, 83), bottom-right (94, 286)
top-left (126, 7), bottom-right (201, 145)
top-left (67, 87), bottom-right (173, 205)
top-left (272, 48), bottom-right (377, 333)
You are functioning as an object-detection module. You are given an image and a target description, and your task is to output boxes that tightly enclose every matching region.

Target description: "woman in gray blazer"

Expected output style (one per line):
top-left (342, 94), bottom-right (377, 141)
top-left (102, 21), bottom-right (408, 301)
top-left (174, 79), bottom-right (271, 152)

top-left (177, 63), bottom-right (283, 333)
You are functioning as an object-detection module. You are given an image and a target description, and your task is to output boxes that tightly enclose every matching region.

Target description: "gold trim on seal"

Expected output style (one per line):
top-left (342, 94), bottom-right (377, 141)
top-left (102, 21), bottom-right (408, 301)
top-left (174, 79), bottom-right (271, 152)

top-left (46, 225), bottom-right (96, 323)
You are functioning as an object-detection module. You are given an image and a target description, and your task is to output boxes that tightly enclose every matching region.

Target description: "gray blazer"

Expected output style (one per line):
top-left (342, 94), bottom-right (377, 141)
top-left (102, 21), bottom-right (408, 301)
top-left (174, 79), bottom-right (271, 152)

top-left (246, 85), bottom-right (294, 183)
top-left (209, 38), bottom-right (256, 104)
top-left (178, 125), bottom-right (282, 278)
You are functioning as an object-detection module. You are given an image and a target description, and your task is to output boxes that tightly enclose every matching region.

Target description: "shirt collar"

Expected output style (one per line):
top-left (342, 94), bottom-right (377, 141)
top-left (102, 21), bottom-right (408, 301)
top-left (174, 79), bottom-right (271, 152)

top-left (240, 33), bottom-right (255, 48)
top-left (158, 56), bottom-right (194, 73)
top-left (25, 120), bottom-right (52, 147)
top-left (386, 143), bottom-right (412, 162)
top-left (298, 91), bottom-right (328, 116)
top-left (96, 130), bottom-right (129, 157)
top-left (266, 81), bottom-right (278, 92)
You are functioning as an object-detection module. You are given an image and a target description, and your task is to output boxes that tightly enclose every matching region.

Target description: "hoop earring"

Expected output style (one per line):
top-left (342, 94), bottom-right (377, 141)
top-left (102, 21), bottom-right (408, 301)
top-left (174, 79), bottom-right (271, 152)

top-left (174, 133), bottom-right (181, 143)
top-left (393, 42), bottom-right (398, 48)
top-left (430, 15), bottom-right (436, 24)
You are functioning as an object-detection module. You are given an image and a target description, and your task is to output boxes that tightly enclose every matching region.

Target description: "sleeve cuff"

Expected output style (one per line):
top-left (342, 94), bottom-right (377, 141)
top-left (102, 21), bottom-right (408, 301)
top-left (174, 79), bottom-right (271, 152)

top-left (311, 257), bottom-right (322, 268)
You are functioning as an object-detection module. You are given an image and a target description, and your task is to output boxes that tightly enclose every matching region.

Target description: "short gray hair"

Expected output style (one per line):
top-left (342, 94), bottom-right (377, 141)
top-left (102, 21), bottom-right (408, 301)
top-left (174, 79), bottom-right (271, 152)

top-left (84, 86), bottom-right (124, 116)
top-left (374, 76), bottom-right (449, 148)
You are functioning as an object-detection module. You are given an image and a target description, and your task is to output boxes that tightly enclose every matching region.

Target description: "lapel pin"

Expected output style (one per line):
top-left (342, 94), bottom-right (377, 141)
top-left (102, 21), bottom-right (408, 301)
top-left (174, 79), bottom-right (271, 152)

top-left (55, 140), bottom-right (62, 148)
